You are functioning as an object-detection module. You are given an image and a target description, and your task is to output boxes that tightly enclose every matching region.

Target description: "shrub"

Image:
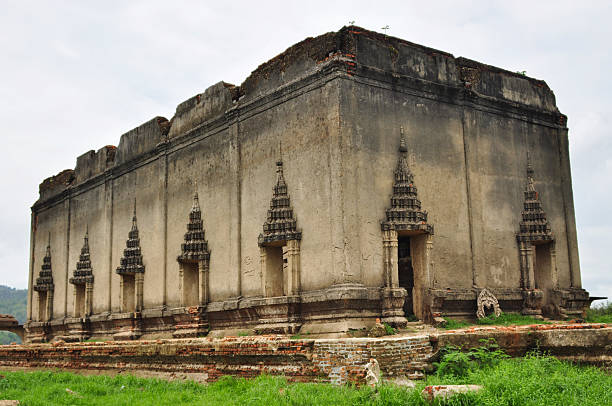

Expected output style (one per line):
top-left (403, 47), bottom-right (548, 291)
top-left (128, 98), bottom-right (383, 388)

top-left (383, 322), bottom-right (396, 335)
top-left (586, 301), bottom-right (612, 323)
top-left (435, 338), bottom-right (509, 378)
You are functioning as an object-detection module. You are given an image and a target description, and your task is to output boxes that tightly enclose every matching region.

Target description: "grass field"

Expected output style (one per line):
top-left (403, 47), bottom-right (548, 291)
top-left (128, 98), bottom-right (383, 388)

top-left (586, 301), bottom-right (612, 323)
top-left (442, 312), bottom-right (550, 330)
top-left (1, 352), bottom-right (610, 405)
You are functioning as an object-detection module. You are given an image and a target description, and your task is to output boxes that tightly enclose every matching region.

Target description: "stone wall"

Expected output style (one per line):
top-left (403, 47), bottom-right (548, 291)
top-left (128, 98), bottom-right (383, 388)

top-left (2, 324), bottom-right (610, 385)
top-left (0, 335), bottom-right (433, 385)
top-left (26, 25), bottom-right (586, 340)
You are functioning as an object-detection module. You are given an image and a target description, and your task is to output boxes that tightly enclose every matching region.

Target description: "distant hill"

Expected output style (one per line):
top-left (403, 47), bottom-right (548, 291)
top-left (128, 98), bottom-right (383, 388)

top-left (0, 285), bottom-right (27, 344)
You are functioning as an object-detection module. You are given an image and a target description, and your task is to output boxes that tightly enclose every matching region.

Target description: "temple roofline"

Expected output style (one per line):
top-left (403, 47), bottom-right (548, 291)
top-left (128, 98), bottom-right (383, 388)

top-left (33, 25), bottom-right (566, 207)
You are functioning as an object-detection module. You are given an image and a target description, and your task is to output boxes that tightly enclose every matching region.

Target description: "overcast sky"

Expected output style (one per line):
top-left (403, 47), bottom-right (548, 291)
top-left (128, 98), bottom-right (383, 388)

top-left (1, 1), bottom-right (610, 302)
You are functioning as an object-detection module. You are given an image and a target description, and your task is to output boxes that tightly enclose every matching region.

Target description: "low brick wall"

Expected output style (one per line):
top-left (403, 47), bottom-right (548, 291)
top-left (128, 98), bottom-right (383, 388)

top-left (432, 323), bottom-right (612, 367)
top-left (0, 324), bottom-right (609, 384)
top-left (0, 335), bottom-right (433, 385)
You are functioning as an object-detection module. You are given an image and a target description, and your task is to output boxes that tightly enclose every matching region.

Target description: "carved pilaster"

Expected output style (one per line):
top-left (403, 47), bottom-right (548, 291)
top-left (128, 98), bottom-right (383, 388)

top-left (119, 276), bottom-right (125, 313)
top-left (85, 281), bottom-right (93, 316)
top-left (46, 290), bottom-right (54, 322)
top-left (259, 247), bottom-right (268, 296)
top-left (519, 241), bottom-right (531, 289)
top-left (72, 286), bottom-right (78, 318)
top-left (425, 233), bottom-right (434, 288)
top-left (199, 259), bottom-right (209, 305)
top-left (178, 263), bottom-right (184, 307)
top-left (135, 272), bottom-right (144, 312)
top-left (382, 229), bottom-right (398, 288)
top-left (285, 239), bottom-right (301, 296)
top-left (550, 242), bottom-right (559, 289)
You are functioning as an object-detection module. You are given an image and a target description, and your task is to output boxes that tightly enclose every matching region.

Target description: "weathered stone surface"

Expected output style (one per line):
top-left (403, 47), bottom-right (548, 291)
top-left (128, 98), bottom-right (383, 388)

top-left (26, 25), bottom-right (587, 340)
top-left (385, 376), bottom-right (416, 389)
top-left (0, 315), bottom-right (23, 341)
top-left (0, 334), bottom-right (434, 385)
top-left (5, 324), bottom-right (611, 387)
top-left (432, 323), bottom-right (612, 367)
top-left (476, 288), bottom-right (501, 319)
top-left (364, 358), bottom-right (380, 387)
top-left (422, 385), bottom-right (483, 402)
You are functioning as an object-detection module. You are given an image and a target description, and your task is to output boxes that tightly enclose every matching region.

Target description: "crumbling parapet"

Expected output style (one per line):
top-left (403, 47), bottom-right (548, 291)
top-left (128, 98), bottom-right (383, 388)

top-left (34, 26), bottom-right (566, 201)
top-left (0, 314), bottom-right (24, 341)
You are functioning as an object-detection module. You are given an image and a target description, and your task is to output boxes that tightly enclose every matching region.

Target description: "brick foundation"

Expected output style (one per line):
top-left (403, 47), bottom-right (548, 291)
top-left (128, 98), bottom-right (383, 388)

top-left (1, 324), bottom-right (609, 385)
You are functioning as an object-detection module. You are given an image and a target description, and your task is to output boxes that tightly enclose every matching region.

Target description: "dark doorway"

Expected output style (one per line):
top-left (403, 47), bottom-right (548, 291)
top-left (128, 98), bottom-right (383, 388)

top-left (398, 236), bottom-right (414, 316)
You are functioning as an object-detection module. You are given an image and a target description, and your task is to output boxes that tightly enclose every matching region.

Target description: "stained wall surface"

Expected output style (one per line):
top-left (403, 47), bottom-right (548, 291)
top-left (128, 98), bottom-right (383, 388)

top-left (27, 26), bottom-right (581, 323)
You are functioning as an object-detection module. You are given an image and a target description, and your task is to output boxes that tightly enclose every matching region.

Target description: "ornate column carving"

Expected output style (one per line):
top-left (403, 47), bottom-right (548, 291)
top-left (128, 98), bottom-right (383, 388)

top-left (33, 234), bottom-right (54, 322)
top-left (259, 247), bottom-right (269, 297)
top-left (382, 229), bottom-right (398, 288)
top-left (199, 259), bottom-right (209, 305)
top-left (46, 290), bottom-right (54, 323)
top-left (177, 187), bottom-right (211, 307)
top-left (380, 127), bottom-right (433, 323)
top-left (258, 149), bottom-right (302, 298)
top-left (85, 281), bottom-right (93, 316)
top-left (174, 186), bottom-right (211, 338)
top-left (119, 276), bottom-right (125, 313)
top-left (135, 272), bottom-right (144, 312)
top-left (550, 241), bottom-right (559, 289)
top-left (116, 200), bottom-right (145, 314)
top-left (178, 262), bottom-right (184, 307)
top-left (254, 146), bottom-right (303, 334)
top-left (69, 227), bottom-right (94, 317)
top-left (425, 233), bottom-right (434, 288)
top-left (516, 153), bottom-right (553, 315)
top-left (285, 239), bottom-right (301, 296)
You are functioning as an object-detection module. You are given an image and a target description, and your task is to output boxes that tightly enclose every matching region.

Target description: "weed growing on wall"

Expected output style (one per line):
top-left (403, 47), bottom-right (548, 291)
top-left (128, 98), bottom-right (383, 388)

top-left (435, 338), bottom-right (509, 378)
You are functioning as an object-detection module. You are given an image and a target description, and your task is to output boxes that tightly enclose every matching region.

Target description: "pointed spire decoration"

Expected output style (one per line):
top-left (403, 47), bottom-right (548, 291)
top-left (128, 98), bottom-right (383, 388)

top-left (131, 198), bottom-right (138, 231)
top-left (116, 200), bottom-right (145, 275)
top-left (192, 180), bottom-right (200, 211)
top-left (258, 144), bottom-right (301, 246)
top-left (33, 233), bottom-right (54, 292)
top-left (70, 226), bottom-right (94, 285)
top-left (517, 152), bottom-right (553, 243)
top-left (382, 127), bottom-right (433, 234)
top-left (178, 182), bottom-right (210, 262)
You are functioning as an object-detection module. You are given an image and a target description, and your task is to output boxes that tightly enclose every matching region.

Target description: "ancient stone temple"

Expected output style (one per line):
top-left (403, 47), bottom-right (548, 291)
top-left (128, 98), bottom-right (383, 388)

top-left (25, 26), bottom-right (590, 342)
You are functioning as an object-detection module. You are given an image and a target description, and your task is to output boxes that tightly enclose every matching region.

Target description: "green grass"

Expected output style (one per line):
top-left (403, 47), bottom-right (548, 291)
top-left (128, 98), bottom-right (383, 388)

top-left (2, 354), bottom-right (610, 405)
top-left (425, 353), bottom-right (612, 405)
top-left (586, 301), bottom-right (612, 324)
top-left (442, 318), bottom-right (471, 330)
top-left (475, 313), bottom-right (550, 326)
top-left (0, 371), bottom-right (420, 406)
top-left (443, 312), bottom-right (550, 329)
